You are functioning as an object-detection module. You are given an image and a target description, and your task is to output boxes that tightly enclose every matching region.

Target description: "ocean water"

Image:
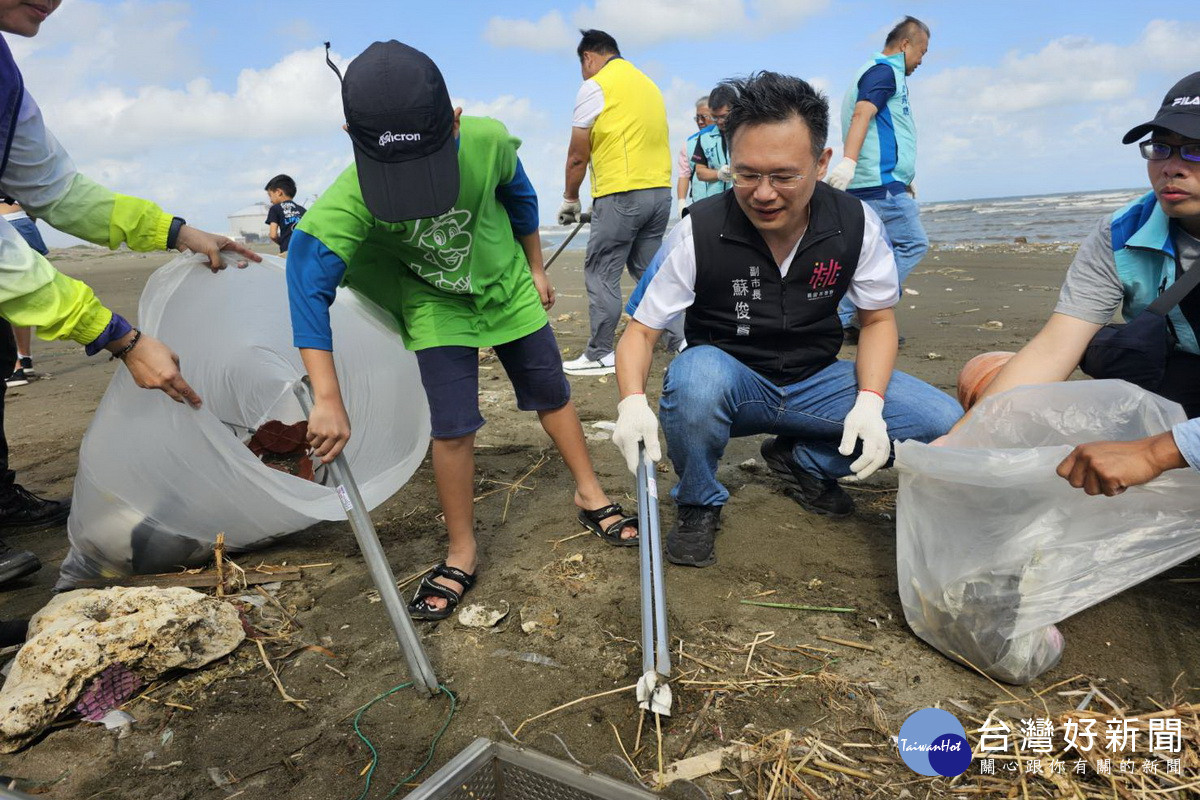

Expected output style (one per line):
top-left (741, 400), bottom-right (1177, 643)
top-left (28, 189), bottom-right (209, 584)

top-left (919, 188), bottom-right (1145, 245)
top-left (539, 187), bottom-right (1148, 251)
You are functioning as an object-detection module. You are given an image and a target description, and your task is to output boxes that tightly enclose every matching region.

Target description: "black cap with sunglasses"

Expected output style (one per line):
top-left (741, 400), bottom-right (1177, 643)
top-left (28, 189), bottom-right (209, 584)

top-left (1123, 71), bottom-right (1200, 146)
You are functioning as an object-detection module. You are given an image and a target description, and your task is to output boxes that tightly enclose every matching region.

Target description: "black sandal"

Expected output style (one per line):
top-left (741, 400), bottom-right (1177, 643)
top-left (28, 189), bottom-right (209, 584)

top-left (578, 504), bottom-right (639, 547)
top-left (407, 562), bottom-right (477, 621)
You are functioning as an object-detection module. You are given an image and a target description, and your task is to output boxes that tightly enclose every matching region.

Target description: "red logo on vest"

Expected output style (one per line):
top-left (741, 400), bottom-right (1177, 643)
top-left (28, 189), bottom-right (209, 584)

top-left (809, 259), bottom-right (842, 289)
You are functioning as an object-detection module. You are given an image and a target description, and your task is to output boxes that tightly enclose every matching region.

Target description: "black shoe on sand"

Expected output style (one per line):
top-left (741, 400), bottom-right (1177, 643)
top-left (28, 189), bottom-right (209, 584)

top-left (0, 484), bottom-right (70, 534)
top-left (666, 505), bottom-right (722, 567)
top-left (0, 539), bottom-right (41, 587)
top-left (760, 437), bottom-right (855, 517)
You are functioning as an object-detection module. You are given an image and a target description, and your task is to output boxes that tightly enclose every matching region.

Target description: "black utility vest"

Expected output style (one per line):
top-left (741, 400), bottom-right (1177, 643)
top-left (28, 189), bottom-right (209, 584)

top-left (684, 183), bottom-right (866, 385)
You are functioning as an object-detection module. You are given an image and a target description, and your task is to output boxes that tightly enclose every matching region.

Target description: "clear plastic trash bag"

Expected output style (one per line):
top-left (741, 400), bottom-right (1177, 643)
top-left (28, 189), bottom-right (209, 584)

top-left (894, 380), bottom-right (1200, 684)
top-left (58, 253), bottom-right (430, 588)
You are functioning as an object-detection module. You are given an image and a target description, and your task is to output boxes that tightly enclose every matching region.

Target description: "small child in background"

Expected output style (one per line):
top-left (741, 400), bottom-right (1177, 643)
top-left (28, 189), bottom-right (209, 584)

top-left (264, 175), bottom-right (307, 254)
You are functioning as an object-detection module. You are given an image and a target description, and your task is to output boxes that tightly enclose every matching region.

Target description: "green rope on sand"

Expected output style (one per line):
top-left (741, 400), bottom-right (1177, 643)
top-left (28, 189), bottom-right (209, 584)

top-left (349, 682), bottom-right (457, 800)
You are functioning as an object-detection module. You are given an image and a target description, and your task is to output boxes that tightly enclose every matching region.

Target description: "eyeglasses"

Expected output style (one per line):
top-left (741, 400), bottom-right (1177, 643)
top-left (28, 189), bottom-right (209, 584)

top-left (731, 172), bottom-right (804, 189)
top-left (694, 114), bottom-right (711, 124)
top-left (710, 113), bottom-right (729, 124)
top-left (1139, 140), bottom-right (1200, 162)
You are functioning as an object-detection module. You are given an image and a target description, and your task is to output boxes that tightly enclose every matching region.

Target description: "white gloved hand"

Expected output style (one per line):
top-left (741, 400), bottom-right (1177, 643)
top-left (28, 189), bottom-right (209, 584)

top-left (825, 157), bottom-right (857, 190)
top-left (838, 390), bottom-right (890, 480)
top-left (906, 181), bottom-right (917, 199)
top-left (612, 393), bottom-right (662, 474)
top-left (557, 198), bottom-right (582, 225)
top-left (716, 164), bottom-right (733, 184)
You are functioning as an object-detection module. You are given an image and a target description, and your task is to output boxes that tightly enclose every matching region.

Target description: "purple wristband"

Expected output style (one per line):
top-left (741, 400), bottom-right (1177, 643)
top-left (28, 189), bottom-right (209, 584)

top-left (85, 313), bottom-right (134, 356)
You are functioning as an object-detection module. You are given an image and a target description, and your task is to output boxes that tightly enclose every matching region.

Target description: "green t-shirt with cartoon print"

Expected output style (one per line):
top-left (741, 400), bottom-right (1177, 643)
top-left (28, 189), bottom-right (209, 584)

top-left (297, 116), bottom-right (547, 350)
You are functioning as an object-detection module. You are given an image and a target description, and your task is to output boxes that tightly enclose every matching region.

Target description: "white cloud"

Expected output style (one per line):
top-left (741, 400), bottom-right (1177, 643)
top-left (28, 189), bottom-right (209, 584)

top-left (920, 20), bottom-right (1199, 116)
top-left (487, 0), bottom-right (829, 50)
top-left (10, 1), bottom-right (202, 98)
top-left (35, 47), bottom-right (347, 162)
top-left (14, 2), bottom-right (558, 244)
top-left (901, 19), bottom-right (1200, 200)
top-left (483, 10), bottom-right (574, 52)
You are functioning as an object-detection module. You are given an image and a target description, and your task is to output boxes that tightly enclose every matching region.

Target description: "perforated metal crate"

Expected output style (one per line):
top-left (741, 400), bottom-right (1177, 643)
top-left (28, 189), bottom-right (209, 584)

top-left (405, 738), bottom-right (662, 800)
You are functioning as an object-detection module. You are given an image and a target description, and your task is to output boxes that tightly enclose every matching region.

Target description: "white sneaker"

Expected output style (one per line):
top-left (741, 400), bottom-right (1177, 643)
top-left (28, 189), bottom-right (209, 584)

top-left (563, 352), bottom-right (616, 376)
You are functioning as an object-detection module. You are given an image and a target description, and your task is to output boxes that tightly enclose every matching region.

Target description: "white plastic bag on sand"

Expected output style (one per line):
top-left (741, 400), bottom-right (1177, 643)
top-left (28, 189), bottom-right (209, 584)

top-left (895, 380), bottom-right (1200, 685)
top-left (58, 253), bottom-right (430, 587)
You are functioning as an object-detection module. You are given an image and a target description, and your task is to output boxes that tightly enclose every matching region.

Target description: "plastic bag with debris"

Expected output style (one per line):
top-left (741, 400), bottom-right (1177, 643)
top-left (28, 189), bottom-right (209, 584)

top-left (895, 380), bottom-right (1200, 684)
top-left (58, 253), bottom-right (430, 587)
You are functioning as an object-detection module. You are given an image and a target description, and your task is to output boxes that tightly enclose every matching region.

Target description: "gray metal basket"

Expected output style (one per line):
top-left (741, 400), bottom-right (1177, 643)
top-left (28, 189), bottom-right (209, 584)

top-left (404, 738), bottom-right (661, 800)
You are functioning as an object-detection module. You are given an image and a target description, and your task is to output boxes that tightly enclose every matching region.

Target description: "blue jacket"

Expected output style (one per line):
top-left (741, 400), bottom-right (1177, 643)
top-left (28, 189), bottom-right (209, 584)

top-left (1111, 192), bottom-right (1199, 354)
top-left (841, 51), bottom-right (917, 192)
top-left (688, 125), bottom-right (730, 202)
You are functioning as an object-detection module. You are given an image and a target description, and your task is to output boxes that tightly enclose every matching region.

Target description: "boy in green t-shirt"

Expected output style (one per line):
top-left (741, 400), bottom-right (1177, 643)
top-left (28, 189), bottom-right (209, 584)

top-left (287, 41), bottom-right (638, 621)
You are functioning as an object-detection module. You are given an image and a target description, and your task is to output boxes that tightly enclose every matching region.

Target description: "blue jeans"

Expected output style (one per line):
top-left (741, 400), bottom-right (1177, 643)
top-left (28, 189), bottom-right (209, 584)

top-left (11, 217), bottom-right (48, 255)
top-left (658, 346), bottom-right (959, 507)
top-left (838, 191), bottom-right (928, 327)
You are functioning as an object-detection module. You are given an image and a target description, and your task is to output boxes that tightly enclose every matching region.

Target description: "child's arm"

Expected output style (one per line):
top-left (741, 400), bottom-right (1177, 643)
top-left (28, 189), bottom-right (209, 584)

top-left (496, 158), bottom-right (552, 308)
top-left (269, 222), bottom-right (280, 243)
top-left (299, 348), bottom-right (351, 463)
top-left (517, 231), bottom-right (554, 310)
top-left (287, 228), bottom-right (354, 462)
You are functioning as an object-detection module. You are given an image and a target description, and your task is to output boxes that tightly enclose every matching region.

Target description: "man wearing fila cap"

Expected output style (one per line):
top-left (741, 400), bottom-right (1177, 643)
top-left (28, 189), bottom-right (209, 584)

top-left (559, 29), bottom-right (673, 376)
top-left (288, 40), bottom-right (638, 622)
top-left (948, 72), bottom-right (1200, 497)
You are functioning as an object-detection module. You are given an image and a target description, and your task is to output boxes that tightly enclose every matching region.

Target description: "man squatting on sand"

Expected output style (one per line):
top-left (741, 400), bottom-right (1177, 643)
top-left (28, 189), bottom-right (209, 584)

top-left (612, 72), bottom-right (959, 568)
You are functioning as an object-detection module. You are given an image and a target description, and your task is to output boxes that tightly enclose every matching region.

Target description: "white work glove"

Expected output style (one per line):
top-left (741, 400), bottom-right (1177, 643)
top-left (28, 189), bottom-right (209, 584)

top-left (838, 390), bottom-right (890, 480)
top-left (906, 181), bottom-right (917, 199)
top-left (825, 157), bottom-right (857, 190)
top-left (557, 198), bottom-right (582, 225)
top-left (716, 164), bottom-right (733, 183)
top-left (612, 393), bottom-right (662, 474)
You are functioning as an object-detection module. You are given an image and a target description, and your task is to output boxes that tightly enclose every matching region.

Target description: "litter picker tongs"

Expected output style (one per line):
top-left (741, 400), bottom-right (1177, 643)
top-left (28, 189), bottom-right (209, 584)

top-left (293, 377), bottom-right (440, 697)
top-left (635, 443), bottom-right (672, 716)
top-left (543, 212), bottom-right (591, 271)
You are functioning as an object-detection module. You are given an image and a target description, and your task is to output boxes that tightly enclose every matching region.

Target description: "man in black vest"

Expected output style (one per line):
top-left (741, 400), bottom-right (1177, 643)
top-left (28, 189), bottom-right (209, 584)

top-left (612, 72), bottom-right (959, 567)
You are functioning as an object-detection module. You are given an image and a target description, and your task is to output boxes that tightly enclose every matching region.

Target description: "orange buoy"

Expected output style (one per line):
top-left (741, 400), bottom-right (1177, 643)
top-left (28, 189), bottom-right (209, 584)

top-left (957, 352), bottom-right (1014, 411)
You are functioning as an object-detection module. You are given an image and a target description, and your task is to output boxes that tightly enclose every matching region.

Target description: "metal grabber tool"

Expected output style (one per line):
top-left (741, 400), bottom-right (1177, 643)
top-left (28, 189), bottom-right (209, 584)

top-left (635, 443), bottom-right (672, 716)
top-left (543, 211), bottom-right (591, 271)
top-left (293, 377), bottom-right (440, 697)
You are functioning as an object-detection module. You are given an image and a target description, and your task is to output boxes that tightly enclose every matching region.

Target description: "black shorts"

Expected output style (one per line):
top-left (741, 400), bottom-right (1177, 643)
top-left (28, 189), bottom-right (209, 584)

top-left (414, 323), bottom-right (571, 439)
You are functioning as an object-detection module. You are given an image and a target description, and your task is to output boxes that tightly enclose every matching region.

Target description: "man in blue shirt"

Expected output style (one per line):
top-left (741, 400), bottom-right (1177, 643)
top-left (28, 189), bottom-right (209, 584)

top-left (827, 16), bottom-right (930, 342)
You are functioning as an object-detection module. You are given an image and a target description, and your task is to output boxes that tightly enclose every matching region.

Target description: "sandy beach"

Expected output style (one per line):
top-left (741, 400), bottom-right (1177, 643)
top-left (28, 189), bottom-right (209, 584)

top-left (1, 243), bottom-right (1197, 799)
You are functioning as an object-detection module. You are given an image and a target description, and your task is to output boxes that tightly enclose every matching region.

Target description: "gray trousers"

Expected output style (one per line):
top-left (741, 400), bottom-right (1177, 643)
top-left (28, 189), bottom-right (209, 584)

top-left (583, 187), bottom-right (680, 359)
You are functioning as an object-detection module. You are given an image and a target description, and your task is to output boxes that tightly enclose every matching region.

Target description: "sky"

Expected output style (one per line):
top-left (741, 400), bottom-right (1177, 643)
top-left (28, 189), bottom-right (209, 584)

top-left (8, 0), bottom-right (1199, 245)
